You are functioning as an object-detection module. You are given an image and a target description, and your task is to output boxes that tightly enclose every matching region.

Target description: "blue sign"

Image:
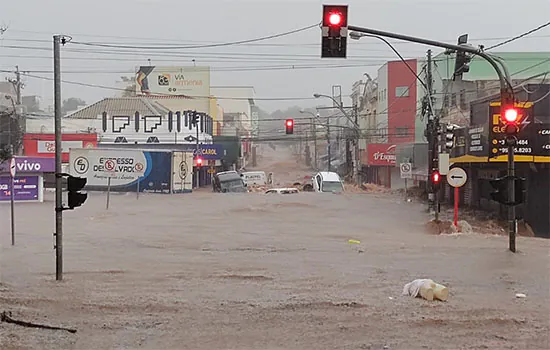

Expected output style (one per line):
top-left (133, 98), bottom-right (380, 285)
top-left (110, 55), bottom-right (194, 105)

top-left (182, 144), bottom-right (224, 160)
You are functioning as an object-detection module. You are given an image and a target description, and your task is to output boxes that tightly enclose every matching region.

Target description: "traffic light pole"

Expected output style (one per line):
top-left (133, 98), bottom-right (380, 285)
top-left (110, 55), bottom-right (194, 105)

top-left (347, 24), bottom-right (517, 252)
top-left (53, 35), bottom-right (63, 280)
top-left (196, 113), bottom-right (199, 189)
top-left (507, 138), bottom-right (517, 252)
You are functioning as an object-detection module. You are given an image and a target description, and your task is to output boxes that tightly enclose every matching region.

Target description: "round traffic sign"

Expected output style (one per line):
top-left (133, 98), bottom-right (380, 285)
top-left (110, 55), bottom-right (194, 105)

top-left (447, 167), bottom-right (467, 188)
top-left (400, 163), bottom-right (411, 173)
top-left (105, 159), bottom-right (116, 171)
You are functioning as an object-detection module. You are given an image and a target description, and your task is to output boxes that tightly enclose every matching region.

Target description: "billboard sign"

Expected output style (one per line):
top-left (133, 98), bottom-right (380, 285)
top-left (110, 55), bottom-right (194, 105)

top-left (23, 133), bottom-right (98, 162)
top-left (136, 66), bottom-right (210, 97)
top-left (69, 148), bottom-right (172, 193)
top-left (0, 175), bottom-right (39, 201)
top-left (365, 144), bottom-right (397, 166)
top-left (0, 157), bottom-right (55, 174)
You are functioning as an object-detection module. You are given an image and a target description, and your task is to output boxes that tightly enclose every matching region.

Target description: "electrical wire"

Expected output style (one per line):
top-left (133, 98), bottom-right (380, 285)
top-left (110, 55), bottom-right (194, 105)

top-left (5, 29), bottom-right (550, 47)
top-left (486, 21), bottom-right (550, 50)
top-left (6, 71), bottom-right (325, 101)
top-left (70, 23), bottom-right (320, 50)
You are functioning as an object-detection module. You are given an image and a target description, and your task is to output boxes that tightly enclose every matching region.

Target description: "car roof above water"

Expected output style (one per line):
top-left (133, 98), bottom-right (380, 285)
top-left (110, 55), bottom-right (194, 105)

top-left (216, 171), bottom-right (241, 181)
top-left (317, 171), bottom-right (341, 182)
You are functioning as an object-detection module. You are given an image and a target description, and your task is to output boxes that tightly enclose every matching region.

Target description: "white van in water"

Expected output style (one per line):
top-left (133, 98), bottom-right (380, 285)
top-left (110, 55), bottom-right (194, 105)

top-left (312, 171), bottom-right (344, 193)
top-left (240, 171), bottom-right (267, 186)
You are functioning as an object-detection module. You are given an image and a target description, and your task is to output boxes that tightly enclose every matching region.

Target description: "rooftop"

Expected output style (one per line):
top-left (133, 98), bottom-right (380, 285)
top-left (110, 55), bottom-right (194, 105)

top-left (65, 97), bottom-right (171, 119)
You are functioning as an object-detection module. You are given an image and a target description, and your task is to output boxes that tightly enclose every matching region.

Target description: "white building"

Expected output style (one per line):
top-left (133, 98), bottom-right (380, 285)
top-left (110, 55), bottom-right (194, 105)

top-left (210, 86), bottom-right (256, 133)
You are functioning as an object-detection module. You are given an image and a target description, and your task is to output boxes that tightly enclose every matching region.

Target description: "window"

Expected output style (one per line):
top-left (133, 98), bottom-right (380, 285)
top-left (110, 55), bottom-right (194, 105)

top-left (395, 86), bottom-right (410, 97)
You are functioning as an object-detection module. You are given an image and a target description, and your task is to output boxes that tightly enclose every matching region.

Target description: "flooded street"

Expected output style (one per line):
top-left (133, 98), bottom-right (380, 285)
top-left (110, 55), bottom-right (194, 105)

top-left (1, 147), bottom-right (549, 349)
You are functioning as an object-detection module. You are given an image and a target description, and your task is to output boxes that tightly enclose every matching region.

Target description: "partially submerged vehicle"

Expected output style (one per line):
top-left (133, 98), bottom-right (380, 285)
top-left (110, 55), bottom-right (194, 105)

top-left (213, 171), bottom-right (248, 193)
top-left (265, 187), bottom-right (299, 194)
top-left (312, 171), bottom-right (345, 193)
top-left (240, 171), bottom-right (268, 186)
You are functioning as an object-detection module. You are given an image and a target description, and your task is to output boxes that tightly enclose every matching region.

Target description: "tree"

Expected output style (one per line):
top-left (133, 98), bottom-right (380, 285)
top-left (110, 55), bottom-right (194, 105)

top-left (119, 76), bottom-right (136, 97)
top-left (62, 97), bottom-right (86, 114)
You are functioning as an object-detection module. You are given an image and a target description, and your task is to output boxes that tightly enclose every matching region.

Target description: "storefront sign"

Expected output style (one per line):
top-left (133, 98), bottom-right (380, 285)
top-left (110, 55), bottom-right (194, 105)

top-left (365, 144), bottom-right (397, 166)
top-left (0, 157), bottom-right (55, 174)
top-left (0, 175), bottom-right (39, 201)
top-left (23, 133), bottom-right (98, 162)
top-left (180, 144), bottom-right (224, 160)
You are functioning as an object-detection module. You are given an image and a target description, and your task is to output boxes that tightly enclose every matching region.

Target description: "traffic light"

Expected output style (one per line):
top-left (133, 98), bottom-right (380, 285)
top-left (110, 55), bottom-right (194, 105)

top-left (445, 124), bottom-right (455, 149)
top-left (321, 5), bottom-right (348, 58)
top-left (453, 34), bottom-right (471, 81)
top-left (432, 170), bottom-right (441, 187)
top-left (195, 157), bottom-right (203, 167)
top-left (502, 105), bottom-right (520, 135)
top-left (67, 175), bottom-right (87, 210)
top-left (285, 119), bottom-right (294, 134)
top-left (489, 176), bottom-right (526, 206)
top-left (189, 110), bottom-right (199, 126)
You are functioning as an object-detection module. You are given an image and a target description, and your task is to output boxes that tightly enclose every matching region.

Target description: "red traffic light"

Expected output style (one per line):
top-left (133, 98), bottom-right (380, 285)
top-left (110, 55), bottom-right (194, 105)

top-left (196, 157), bottom-right (203, 166)
top-left (503, 107), bottom-right (519, 123)
top-left (432, 171), bottom-right (441, 185)
top-left (328, 12), bottom-right (342, 26)
top-left (285, 119), bottom-right (294, 135)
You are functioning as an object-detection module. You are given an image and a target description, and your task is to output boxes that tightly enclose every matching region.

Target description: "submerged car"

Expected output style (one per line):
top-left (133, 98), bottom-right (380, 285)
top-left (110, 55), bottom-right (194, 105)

top-left (213, 171), bottom-right (248, 193)
top-left (312, 171), bottom-right (345, 193)
top-left (265, 187), bottom-right (299, 194)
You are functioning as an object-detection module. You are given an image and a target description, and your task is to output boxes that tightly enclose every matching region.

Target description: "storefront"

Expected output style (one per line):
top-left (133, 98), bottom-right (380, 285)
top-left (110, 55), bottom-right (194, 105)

top-left (0, 157), bottom-right (55, 202)
top-left (23, 133), bottom-right (98, 163)
top-left (361, 143), bottom-right (398, 188)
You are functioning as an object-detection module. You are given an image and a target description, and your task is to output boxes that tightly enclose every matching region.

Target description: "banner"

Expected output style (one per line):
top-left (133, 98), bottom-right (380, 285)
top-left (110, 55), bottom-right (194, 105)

top-left (0, 176), bottom-right (39, 201)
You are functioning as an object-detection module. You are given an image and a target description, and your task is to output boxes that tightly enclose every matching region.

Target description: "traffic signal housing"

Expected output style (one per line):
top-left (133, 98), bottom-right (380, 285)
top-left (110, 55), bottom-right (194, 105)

top-left (445, 124), bottom-right (455, 149)
top-left (432, 170), bottom-right (441, 187)
top-left (502, 105), bottom-right (520, 135)
top-left (285, 119), bottom-right (294, 134)
top-left (189, 110), bottom-right (199, 126)
top-left (453, 34), bottom-right (471, 81)
top-left (67, 175), bottom-right (87, 210)
top-left (489, 176), bottom-right (526, 206)
top-left (195, 156), bottom-right (203, 167)
top-left (321, 5), bottom-right (348, 58)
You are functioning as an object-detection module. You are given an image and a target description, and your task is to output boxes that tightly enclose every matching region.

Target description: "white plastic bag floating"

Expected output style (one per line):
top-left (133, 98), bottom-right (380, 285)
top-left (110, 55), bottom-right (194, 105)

top-left (403, 279), bottom-right (449, 301)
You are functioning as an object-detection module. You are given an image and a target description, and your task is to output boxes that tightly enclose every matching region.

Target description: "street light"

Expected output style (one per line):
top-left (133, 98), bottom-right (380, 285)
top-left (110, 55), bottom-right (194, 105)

top-left (313, 93), bottom-right (361, 184)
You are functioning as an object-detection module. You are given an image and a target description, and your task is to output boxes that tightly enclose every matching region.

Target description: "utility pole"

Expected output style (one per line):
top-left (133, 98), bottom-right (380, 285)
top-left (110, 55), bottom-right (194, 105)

top-left (327, 121), bottom-right (331, 171)
top-left (7, 66), bottom-right (22, 105)
top-left (53, 35), bottom-right (63, 281)
top-left (354, 104), bottom-right (361, 185)
top-left (195, 111), bottom-right (199, 188)
top-left (425, 49), bottom-right (439, 220)
top-left (311, 118), bottom-right (317, 170)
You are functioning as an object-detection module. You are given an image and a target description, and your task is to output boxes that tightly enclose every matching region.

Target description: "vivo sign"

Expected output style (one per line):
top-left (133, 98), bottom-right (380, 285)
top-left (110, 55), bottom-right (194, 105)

top-left (0, 157), bottom-right (55, 174)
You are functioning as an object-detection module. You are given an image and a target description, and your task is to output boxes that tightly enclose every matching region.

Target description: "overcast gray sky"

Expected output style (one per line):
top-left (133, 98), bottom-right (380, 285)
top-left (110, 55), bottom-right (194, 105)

top-left (1, 0), bottom-right (549, 112)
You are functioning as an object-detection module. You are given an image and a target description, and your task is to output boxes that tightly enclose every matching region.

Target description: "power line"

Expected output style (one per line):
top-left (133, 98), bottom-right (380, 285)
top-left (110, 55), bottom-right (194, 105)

top-left (4, 30), bottom-right (550, 47)
top-left (70, 23), bottom-right (320, 50)
top-left (6, 71), bottom-right (328, 101)
top-left (486, 21), bottom-right (550, 50)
